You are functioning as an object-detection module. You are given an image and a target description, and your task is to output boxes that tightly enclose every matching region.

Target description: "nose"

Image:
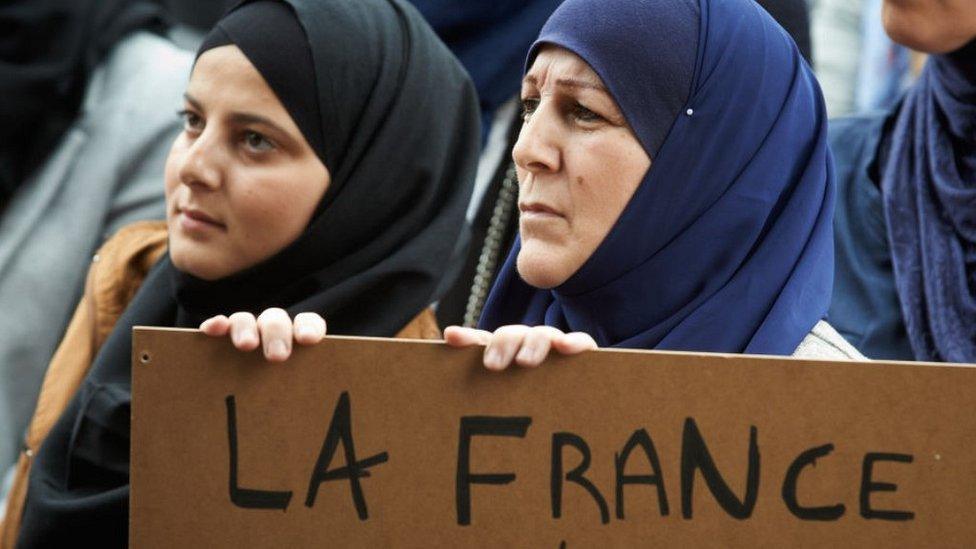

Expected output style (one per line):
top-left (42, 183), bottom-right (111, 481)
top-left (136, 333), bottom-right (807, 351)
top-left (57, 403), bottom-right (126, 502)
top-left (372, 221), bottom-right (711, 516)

top-left (178, 129), bottom-right (223, 191)
top-left (512, 101), bottom-right (561, 175)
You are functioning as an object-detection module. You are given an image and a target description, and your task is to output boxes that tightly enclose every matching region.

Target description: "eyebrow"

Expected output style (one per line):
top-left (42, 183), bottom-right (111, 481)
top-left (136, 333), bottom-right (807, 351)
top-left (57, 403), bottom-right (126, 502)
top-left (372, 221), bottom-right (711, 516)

top-left (523, 75), bottom-right (608, 94)
top-left (183, 92), bottom-right (291, 136)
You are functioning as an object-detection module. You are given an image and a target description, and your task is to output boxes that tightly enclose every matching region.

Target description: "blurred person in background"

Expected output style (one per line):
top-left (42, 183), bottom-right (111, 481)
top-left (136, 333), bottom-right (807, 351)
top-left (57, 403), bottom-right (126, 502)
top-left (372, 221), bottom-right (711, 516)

top-left (0, 0), bottom-right (192, 505)
top-left (149, 0), bottom-right (232, 49)
top-left (829, 0), bottom-right (976, 362)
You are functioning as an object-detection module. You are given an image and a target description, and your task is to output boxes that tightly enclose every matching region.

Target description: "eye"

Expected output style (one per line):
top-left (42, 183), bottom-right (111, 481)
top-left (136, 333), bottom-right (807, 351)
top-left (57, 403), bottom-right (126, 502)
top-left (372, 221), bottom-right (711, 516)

top-left (178, 109), bottom-right (204, 134)
top-left (520, 97), bottom-right (540, 120)
top-left (242, 130), bottom-right (274, 153)
top-left (571, 103), bottom-right (603, 123)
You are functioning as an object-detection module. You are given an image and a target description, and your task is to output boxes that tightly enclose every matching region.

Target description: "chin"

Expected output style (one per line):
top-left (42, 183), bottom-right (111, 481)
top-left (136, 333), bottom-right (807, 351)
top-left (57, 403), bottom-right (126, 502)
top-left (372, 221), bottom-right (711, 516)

top-left (516, 245), bottom-right (572, 289)
top-left (882, 7), bottom-right (966, 53)
top-left (169, 245), bottom-right (224, 281)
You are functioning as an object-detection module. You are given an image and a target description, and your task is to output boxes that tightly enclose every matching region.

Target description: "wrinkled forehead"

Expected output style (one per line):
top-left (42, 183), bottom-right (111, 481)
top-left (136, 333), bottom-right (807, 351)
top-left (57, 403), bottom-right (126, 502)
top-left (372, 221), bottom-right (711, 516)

top-left (523, 45), bottom-right (604, 89)
top-left (522, 45), bottom-right (612, 98)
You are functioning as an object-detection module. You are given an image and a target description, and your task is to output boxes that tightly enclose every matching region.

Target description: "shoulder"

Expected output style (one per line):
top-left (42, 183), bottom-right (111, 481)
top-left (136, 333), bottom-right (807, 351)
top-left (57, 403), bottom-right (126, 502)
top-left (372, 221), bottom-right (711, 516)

top-left (792, 320), bottom-right (867, 361)
top-left (88, 221), bottom-right (168, 344)
top-left (95, 221), bottom-right (169, 271)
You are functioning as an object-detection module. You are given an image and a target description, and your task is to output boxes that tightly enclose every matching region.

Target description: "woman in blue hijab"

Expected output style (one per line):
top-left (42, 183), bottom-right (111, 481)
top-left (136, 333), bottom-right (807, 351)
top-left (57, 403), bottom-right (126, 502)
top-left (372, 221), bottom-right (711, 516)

top-left (445, 0), bottom-right (864, 366)
top-left (829, 1), bottom-right (975, 363)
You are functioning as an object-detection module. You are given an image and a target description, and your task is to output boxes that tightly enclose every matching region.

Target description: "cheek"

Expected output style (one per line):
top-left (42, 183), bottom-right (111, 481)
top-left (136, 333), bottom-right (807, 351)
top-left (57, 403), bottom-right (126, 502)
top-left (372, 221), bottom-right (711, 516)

top-left (232, 183), bottom-right (304, 241)
top-left (569, 137), bottom-right (649, 248)
top-left (229, 163), bottom-right (328, 251)
top-left (162, 140), bottom-right (185, 211)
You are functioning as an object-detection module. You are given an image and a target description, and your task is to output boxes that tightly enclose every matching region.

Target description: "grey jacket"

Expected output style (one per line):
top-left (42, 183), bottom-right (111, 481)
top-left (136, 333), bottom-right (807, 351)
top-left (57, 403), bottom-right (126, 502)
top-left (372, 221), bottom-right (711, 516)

top-left (0, 32), bottom-right (192, 474)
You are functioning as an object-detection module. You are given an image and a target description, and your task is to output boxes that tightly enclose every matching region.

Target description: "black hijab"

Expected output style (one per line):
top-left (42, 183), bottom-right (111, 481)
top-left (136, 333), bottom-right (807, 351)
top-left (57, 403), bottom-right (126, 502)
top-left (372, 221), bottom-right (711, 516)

top-left (754, 0), bottom-right (811, 65)
top-left (17, 1), bottom-right (479, 545)
top-left (0, 0), bottom-right (167, 207)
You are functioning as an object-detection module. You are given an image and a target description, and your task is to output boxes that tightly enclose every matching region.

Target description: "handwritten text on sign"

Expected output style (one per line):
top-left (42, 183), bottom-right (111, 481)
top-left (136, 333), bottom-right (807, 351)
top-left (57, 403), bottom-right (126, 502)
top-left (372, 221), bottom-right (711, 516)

top-left (131, 329), bottom-right (976, 547)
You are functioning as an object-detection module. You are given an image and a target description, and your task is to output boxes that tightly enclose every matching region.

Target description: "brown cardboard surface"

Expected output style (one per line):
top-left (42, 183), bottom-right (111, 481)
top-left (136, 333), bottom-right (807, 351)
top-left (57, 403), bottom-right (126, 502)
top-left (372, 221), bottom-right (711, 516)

top-left (131, 328), bottom-right (976, 548)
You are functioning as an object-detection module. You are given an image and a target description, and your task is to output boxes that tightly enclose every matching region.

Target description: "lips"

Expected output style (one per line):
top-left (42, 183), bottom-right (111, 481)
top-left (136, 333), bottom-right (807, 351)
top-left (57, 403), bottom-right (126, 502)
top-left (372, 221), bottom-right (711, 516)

top-left (518, 201), bottom-right (563, 217)
top-left (177, 205), bottom-right (226, 231)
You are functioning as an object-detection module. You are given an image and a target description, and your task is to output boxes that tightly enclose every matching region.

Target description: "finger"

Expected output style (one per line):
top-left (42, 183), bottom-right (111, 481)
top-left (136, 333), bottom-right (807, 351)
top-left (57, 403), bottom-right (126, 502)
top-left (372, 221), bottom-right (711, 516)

top-left (228, 312), bottom-right (259, 351)
top-left (483, 325), bottom-right (529, 371)
top-left (256, 308), bottom-right (293, 362)
top-left (443, 326), bottom-right (492, 347)
top-left (515, 326), bottom-right (562, 368)
top-left (293, 312), bottom-right (327, 345)
top-left (199, 315), bottom-right (230, 336)
top-left (551, 331), bottom-right (599, 355)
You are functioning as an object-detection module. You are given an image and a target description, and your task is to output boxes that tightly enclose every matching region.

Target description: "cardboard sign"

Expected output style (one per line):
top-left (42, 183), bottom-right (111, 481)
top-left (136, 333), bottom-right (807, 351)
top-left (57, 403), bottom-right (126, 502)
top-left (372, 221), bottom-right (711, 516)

top-left (131, 328), bottom-right (976, 547)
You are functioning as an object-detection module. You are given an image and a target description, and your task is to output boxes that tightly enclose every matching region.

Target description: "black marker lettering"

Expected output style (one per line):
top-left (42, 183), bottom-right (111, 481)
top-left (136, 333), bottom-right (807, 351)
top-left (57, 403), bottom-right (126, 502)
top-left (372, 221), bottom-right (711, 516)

top-left (614, 428), bottom-right (669, 519)
top-left (225, 395), bottom-right (293, 510)
top-left (456, 416), bottom-right (532, 526)
top-left (860, 452), bottom-right (914, 521)
top-left (304, 392), bottom-right (389, 520)
top-left (551, 432), bottom-right (610, 524)
top-left (680, 418), bottom-right (760, 519)
top-left (781, 443), bottom-right (845, 521)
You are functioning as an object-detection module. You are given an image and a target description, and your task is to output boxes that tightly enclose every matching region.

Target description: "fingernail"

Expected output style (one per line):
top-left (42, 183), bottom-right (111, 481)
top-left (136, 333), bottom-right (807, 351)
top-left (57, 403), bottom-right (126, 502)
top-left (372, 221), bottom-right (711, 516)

top-left (484, 347), bottom-right (500, 369)
top-left (269, 339), bottom-right (288, 360)
top-left (516, 344), bottom-right (536, 364)
top-left (569, 333), bottom-right (590, 346)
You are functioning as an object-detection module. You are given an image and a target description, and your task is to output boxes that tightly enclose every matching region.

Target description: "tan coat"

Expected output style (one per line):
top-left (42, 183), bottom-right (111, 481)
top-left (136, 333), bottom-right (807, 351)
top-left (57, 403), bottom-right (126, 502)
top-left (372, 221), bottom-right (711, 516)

top-left (0, 221), bottom-right (441, 547)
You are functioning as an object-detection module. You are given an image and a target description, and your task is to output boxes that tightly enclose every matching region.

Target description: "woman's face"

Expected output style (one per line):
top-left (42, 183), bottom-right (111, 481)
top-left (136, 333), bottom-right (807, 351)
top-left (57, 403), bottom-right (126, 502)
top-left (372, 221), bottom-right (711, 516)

top-left (882, 0), bottom-right (976, 53)
top-left (164, 45), bottom-right (330, 281)
top-left (513, 46), bottom-right (651, 289)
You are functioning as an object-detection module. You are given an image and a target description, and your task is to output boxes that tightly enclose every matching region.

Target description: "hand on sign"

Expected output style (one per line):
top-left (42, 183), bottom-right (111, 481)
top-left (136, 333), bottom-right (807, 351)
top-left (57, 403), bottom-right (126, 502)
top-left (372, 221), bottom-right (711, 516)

top-left (199, 308), bottom-right (327, 362)
top-left (443, 325), bottom-right (598, 371)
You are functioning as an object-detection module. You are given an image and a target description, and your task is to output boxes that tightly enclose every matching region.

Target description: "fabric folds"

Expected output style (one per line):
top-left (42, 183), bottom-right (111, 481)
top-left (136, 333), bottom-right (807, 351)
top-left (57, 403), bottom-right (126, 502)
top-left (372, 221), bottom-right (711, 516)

top-left (17, 0), bottom-right (480, 546)
top-left (881, 39), bottom-right (976, 363)
top-left (480, 0), bottom-right (835, 356)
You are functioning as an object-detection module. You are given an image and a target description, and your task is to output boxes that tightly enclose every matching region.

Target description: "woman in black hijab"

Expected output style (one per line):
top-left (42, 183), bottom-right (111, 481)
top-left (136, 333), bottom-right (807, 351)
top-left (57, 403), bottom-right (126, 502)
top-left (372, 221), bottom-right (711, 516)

top-left (10, 0), bottom-right (479, 545)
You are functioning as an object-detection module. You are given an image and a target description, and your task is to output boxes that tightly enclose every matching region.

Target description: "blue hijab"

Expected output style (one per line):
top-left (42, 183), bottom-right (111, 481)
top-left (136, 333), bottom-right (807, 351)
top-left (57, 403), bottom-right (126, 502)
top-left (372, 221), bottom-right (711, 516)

top-left (479, 0), bottom-right (835, 355)
top-left (407, 0), bottom-right (562, 140)
top-left (882, 39), bottom-right (976, 363)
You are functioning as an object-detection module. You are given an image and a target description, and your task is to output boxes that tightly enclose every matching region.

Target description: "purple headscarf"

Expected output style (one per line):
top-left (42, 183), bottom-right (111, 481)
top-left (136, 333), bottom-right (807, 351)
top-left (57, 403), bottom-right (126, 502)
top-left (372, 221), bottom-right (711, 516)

top-left (882, 39), bottom-right (976, 363)
top-left (479, 0), bottom-right (835, 355)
